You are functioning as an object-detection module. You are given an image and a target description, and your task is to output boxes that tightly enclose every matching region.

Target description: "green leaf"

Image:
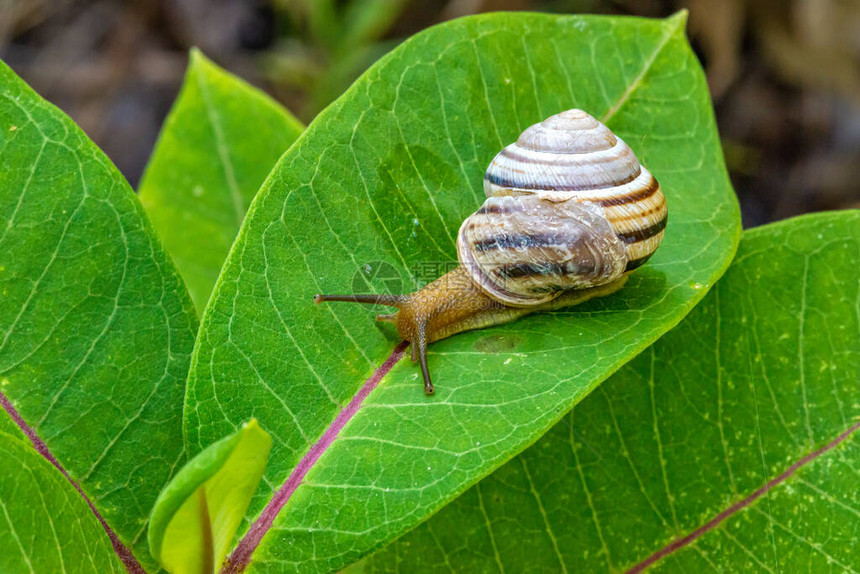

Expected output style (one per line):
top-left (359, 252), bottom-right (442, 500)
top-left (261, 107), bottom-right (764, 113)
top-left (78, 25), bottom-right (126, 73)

top-left (367, 211), bottom-right (860, 572)
top-left (186, 12), bottom-right (741, 572)
top-left (0, 59), bottom-right (198, 568)
top-left (149, 419), bottom-right (272, 574)
top-left (139, 49), bottom-right (304, 314)
top-left (0, 398), bottom-right (21, 437)
top-left (0, 432), bottom-right (125, 573)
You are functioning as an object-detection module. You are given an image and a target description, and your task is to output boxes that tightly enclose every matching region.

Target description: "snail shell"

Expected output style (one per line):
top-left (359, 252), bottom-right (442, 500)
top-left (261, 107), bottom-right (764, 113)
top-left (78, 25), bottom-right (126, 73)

top-left (457, 109), bottom-right (667, 307)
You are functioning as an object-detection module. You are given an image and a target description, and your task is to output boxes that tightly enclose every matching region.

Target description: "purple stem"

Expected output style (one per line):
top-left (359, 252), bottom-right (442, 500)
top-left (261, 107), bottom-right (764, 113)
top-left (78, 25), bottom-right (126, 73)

top-left (0, 391), bottom-right (145, 574)
top-left (627, 420), bottom-right (860, 573)
top-left (221, 340), bottom-right (409, 574)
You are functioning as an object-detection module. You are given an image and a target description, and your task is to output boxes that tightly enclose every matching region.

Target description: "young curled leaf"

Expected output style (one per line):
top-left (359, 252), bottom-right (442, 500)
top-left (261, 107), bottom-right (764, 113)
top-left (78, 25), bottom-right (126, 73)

top-left (148, 420), bottom-right (272, 574)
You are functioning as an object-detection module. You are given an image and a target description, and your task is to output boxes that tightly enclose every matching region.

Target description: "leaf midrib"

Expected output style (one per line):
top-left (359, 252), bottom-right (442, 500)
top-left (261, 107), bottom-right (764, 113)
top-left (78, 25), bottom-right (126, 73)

top-left (220, 342), bottom-right (409, 574)
top-left (0, 390), bottom-right (145, 573)
top-left (626, 420), bottom-right (860, 573)
top-left (600, 12), bottom-right (684, 125)
top-left (195, 66), bottom-right (245, 229)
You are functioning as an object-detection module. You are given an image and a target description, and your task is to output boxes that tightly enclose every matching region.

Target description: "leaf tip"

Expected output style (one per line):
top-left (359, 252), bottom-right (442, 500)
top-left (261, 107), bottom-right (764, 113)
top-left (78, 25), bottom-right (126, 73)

top-left (184, 47), bottom-right (213, 88)
top-left (667, 9), bottom-right (689, 32)
top-left (188, 47), bottom-right (214, 74)
top-left (240, 418), bottom-right (272, 449)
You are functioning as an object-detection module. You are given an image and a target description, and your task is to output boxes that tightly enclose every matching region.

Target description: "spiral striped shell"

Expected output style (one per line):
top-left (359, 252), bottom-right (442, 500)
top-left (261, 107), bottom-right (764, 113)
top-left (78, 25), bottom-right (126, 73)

top-left (457, 109), bottom-right (667, 307)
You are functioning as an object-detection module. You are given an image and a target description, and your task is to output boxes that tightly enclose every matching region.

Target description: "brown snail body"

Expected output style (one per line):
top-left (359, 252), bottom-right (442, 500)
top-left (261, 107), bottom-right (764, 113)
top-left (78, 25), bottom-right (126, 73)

top-left (315, 109), bottom-right (667, 394)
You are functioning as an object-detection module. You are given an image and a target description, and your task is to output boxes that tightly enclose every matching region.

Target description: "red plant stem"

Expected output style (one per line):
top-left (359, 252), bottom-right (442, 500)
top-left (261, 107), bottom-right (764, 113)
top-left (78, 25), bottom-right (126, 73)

top-left (221, 340), bottom-right (409, 573)
top-left (0, 391), bottom-right (145, 574)
top-left (627, 420), bottom-right (860, 573)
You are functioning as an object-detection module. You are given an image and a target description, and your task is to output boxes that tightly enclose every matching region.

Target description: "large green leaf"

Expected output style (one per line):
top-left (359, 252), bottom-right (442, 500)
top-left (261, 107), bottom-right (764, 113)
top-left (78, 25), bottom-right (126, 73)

top-left (139, 50), bottom-right (304, 314)
top-left (0, 432), bottom-right (124, 573)
top-left (0, 60), bottom-right (198, 569)
top-left (367, 211), bottom-right (860, 572)
top-left (185, 12), bottom-right (741, 572)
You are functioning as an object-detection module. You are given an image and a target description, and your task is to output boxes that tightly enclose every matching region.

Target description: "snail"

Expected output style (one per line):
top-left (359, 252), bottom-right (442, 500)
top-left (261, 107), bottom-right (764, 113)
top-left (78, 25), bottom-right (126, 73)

top-left (314, 109), bottom-right (667, 395)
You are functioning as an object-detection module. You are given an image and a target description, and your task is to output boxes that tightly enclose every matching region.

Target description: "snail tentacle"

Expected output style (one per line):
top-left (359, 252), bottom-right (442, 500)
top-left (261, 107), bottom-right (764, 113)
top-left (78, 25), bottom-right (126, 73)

top-left (313, 293), bottom-right (408, 306)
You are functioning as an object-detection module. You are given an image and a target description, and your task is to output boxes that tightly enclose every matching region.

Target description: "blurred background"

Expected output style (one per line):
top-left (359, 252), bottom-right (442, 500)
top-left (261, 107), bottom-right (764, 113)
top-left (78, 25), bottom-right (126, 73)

top-left (0, 0), bottom-right (857, 227)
